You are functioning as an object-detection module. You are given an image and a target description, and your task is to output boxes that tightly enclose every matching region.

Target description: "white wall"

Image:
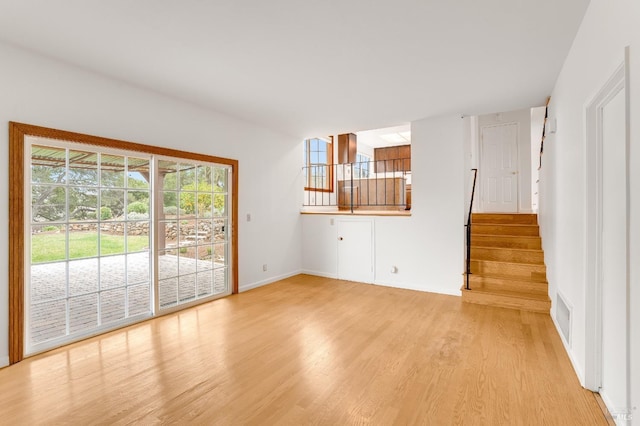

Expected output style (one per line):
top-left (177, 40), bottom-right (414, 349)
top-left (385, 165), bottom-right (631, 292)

top-left (356, 139), bottom-right (375, 160)
top-left (302, 114), bottom-right (465, 296)
top-left (463, 116), bottom-right (481, 215)
top-left (630, 0), bottom-right (640, 418)
top-left (530, 106), bottom-right (546, 212)
top-left (477, 108), bottom-right (533, 212)
top-left (0, 41), bottom-right (303, 366)
top-left (539, 0), bottom-right (639, 419)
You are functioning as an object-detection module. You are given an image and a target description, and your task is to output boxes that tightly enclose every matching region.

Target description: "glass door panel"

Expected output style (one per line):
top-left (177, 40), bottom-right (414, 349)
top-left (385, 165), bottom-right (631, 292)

top-left (27, 141), bottom-right (153, 354)
top-left (157, 159), bottom-right (230, 310)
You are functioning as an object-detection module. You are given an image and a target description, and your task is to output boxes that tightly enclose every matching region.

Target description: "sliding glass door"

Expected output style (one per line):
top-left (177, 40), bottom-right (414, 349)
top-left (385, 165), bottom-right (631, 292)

top-left (25, 137), bottom-right (232, 355)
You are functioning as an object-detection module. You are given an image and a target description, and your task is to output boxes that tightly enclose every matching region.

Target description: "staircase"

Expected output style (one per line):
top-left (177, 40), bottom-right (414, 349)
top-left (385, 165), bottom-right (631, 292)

top-left (461, 213), bottom-right (551, 313)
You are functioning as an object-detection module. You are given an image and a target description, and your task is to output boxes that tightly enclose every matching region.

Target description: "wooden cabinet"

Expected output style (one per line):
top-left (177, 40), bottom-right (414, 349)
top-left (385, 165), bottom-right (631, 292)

top-left (337, 133), bottom-right (357, 164)
top-left (374, 147), bottom-right (386, 173)
top-left (374, 144), bottom-right (411, 172)
top-left (397, 145), bottom-right (411, 171)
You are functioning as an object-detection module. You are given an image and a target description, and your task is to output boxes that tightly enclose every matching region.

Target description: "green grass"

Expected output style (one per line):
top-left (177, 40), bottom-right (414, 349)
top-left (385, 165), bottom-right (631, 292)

top-left (31, 232), bottom-right (148, 264)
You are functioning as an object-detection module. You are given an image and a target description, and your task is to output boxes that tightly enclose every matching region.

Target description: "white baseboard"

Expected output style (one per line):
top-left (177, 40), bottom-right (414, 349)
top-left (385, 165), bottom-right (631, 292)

top-left (299, 272), bottom-right (461, 296)
top-left (300, 270), bottom-right (337, 279)
top-left (374, 280), bottom-right (462, 297)
top-left (374, 281), bottom-right (462, 297)
top-left (0, 355), bottom-right (9, 368)
top-left (551, 311), bottom-right (586, 387)
top-left (598, 390), bottom-right (632, 425)
top-left (239, 270), bottom-right (303, 292)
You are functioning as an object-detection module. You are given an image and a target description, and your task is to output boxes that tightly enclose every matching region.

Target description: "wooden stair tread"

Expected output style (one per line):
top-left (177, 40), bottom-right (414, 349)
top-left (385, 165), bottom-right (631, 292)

top-left (464, 274), bottom-right (548, 296)
top-left (461, 287), bottom-right (551, 313)
top-left (471, 224), bottom-right (540, 237)
top-left (472, 246), bottom-right (543, 254)
top-left (467, 272), bottom-right (547, 284)
top-left (466, 281), bottom-right (548, 296)
top-left (471, 246), bottom-right (545, 265)
top-left (471, 222), bottom-right (538, 226)
top-left (471, 234), bottom-right (541, 240)
top-left (462, 286), bottom-right (549, 302)
top-left (470, 235), bottom-right (542, 250)
top-left (472, 213), bottom-right (537, 215)
top-left (464, 272), bottom-right (548, 293)
top-left (471, 259), bottom-right (544, 267)
top-left (471, 213), bottom-right (538, 225)
top-left (470, 260), bottom-right (547, 282)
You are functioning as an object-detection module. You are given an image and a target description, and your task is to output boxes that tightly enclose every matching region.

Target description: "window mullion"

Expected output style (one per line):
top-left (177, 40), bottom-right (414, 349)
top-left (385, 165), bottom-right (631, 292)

top-left (97, 152), bottom-right (102, 327)
top-left (152, 156), bottom-right (160, 315)
top-left (64, 148), bottom-right (71, 337)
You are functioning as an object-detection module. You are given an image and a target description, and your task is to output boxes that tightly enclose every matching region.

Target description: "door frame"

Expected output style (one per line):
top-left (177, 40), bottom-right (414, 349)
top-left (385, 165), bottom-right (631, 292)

top-left (478, 122), bottom-right (520, 213)
top-left (8, 122), bottom-right (239, 364)
top-left (583, 49), bottom-right (630, 413)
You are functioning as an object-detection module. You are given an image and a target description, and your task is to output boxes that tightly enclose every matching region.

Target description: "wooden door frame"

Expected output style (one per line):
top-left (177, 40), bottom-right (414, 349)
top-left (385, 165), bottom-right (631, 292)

top-left (8, 122), bottom-right (239, 364)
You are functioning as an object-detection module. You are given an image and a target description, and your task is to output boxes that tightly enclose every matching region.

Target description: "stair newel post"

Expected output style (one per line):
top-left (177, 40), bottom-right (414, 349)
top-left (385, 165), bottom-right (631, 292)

top-left (466, 168), bottom-right (478, 290)
top-left (466, 223), bottom-right (471, 290)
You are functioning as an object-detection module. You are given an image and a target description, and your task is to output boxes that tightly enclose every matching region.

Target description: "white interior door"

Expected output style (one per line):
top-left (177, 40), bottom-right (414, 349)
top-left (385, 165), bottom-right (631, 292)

top-left (480, 123), bottom-right (519, 212)
top-left (600, 88), bottom-right (628, 416)
top-left (337, 219), bottom-right (373, 283)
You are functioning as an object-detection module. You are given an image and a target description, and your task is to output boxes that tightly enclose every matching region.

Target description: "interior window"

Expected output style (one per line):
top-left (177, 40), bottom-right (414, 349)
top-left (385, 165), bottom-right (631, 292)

top-left (354, 153), bottom-right (371, 179)
top-left (303, 137), bottom-right (333, 192)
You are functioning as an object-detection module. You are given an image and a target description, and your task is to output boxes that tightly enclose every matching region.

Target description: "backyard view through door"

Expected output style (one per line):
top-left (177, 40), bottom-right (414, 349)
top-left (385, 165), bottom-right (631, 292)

top-left (26, 138), bottom-right (231, 355)
top-left (157, 159), bottom-right (229, 310)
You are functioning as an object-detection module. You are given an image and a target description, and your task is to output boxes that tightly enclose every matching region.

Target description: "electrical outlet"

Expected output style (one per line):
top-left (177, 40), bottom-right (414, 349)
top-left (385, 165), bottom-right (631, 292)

top-left (247, 213), bottom-right (251, 222)
top-left (262, 264), bottom-right (267, 272)
top-left (330, 218), bottom-right (334, 226)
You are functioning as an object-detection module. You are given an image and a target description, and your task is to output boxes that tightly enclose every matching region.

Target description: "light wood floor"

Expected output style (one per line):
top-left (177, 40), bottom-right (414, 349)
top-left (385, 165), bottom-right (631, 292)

top-left (0, 275), bottom-right (606, 425)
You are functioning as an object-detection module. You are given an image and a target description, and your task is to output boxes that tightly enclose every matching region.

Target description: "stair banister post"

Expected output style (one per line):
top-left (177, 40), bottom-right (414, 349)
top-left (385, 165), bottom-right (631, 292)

top-left (466, 169), bottom-right (478, 290)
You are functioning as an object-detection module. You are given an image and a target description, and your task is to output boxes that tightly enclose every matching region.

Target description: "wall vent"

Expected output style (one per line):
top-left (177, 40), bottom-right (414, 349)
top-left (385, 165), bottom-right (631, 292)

top-left (556, 292), bottom-right (572, 346)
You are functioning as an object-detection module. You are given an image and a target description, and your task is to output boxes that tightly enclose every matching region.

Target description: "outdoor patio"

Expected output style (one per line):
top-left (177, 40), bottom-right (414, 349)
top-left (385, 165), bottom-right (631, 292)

top-left (29, 252), bottom-right (227, 346)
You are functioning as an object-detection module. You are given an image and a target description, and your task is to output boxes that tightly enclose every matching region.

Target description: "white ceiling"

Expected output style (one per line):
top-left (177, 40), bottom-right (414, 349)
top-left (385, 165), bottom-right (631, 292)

top-left (0, 0), bottom-right (589, 138)
top-left (357, 125), bottom-right (411, 149)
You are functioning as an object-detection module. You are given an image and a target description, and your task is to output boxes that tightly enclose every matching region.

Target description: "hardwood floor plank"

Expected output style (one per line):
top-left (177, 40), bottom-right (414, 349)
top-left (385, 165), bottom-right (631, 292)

top-left (0, 275), bottom-right (606, 425)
